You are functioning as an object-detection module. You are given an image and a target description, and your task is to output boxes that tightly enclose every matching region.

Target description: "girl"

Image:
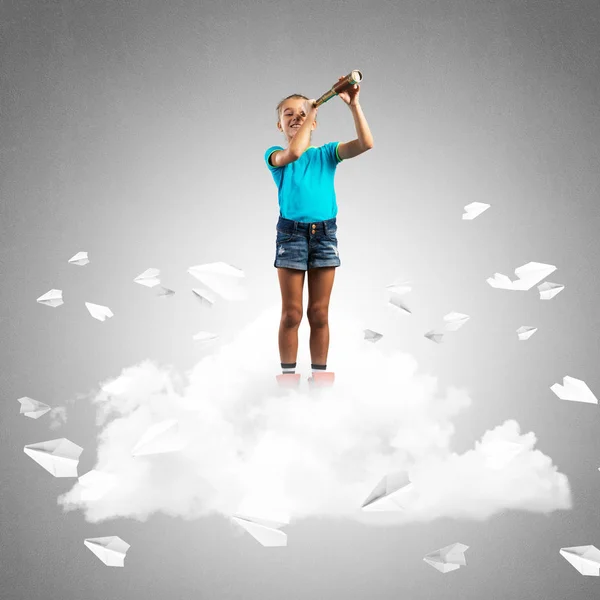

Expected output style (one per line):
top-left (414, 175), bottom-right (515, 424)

top-left (264, 76), bottom-right (374, 388)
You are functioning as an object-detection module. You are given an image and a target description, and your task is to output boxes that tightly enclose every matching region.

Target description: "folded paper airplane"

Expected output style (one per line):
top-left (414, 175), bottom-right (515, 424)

top-left (192, 288), bottom-right (216, 307)
top-left (362, 471), bottom-right (413, 511)
top-left (424, 543), bottom-right (469, 573)
top-left (131, 419), bottom-right (186, 457)
top-left (231, 514), bottom-right (288, 547)
top-left (550, 376), bottom-right (598, 404)
top-left (517, 326), bottom-right (538, 341)
top-left (487, 262), bottom-right (556, 291)
top-left (425, 330), bottom-right (444, 344)
top-left (385, 281), bottom-right (412, 296)
top-left (85, 302), bottom-right (113, 321)
top-left (538, 281), bottom-right (564, 300)
top-left (462, 202), bottom-right (490, 220)
top-left (482, 440), bottom-right (524, 469)
top-left (133, 268), bottom-right (161, 288)
top-left (18, 396), bottom-right (51, 419)
top-left (23, 438), bottom-right (83, 477)
top-left (68, 251), bottom-right (89, 266)
top-left (389, 294), bottom-right (411, 314)
top-left (443, 312), bottom-right (470, 332)
top-left (559, 545), bottom-right (600, 576)
top-left (193, 330), bottom-right (219, 343)
top-left (363, 329), bottom-right (383, 343)
top-left (188, 262), bottom-right (247, 301)
top-left (84, 536), bottom-right (130, 567)
top-left (156, 286), bottom-right (175, 297)
top-left (37, 289), bottom-right (63, 308)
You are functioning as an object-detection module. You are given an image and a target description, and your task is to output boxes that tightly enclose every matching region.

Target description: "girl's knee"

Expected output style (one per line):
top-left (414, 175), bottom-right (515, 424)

top-left (281, 308), bottom-right (302, 329)
top-left (307, 306), bottom-right (328, 328)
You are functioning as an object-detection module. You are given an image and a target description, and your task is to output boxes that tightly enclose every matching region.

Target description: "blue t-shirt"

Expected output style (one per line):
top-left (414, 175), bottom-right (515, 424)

top-left (264, 142), bottom-right (343, 222)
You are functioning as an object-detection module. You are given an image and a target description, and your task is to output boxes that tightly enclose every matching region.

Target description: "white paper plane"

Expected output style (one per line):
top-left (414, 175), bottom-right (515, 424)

top-left (487, 262), bottom-right (556, 291)
top-left (443, 312), bottom-right (470, 332)
top-left (85, 302), bottom-right (113, 321)
top-left (84, 536), bottom-right (130, 567)
top-left (364, 329), bottom-right (383, 343)
top-left (424, 543), bottom-right (469, 573)
top-left (389, 294), bottom-right (411, 314)
top-left (385, 281), bottom-right (412, 296)
top-left (362, 471), bottom-right (413, 511)
top-left (517, 326), bottom-right (538, 341)
top-left (133, 268), bottom-right (161, 288)
top-left (559, 545), bottom-right (600, 576)
top-left (462, 202), bottom-right (490, 220)
top-left (538, 281), bottom-right (564, 300)
top-left (68, 251), bottom-right (89, 266)
top-left (550, 376), bottom-right (598, 405)
top-left (156, 286), bottom-right (175, 297)
top-left (361, 484), bottom-right (415, 512)
top-left (37, 289), bottom-right (63, 307)
top-left (482, 441), bottom-right (524, 469)
top-left (18, 396), bottom-right (51, 419)
top-left (23, 438), bottom-right (83, 477)
top-left (231, 514), bottom-right (288, 547)
top-left (193, 330), bottom-right (218, 343)
top-left (192, 288), bottom-right (216, 307)
top-left (131, 419), bottom-right (186, 457)
top-left (188, 262), bottom-right (247, 301)
top-left (425, 330), bottom-right (444, 344)
top-left (78, 470), bottom-right (117, 501)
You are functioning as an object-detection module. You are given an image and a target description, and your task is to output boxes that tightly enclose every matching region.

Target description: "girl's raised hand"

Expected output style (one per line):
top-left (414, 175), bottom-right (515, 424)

top-left (337, 76), bottom-right (360, 106)
top-left (303, 98), bottom-right (319, 117)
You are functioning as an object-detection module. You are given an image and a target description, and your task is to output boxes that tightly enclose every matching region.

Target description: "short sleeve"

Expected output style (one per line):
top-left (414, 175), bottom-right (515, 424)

top-left (265, 146), bottom-right (284, 171)
top-left (324, 141), bottom-right (343, 166)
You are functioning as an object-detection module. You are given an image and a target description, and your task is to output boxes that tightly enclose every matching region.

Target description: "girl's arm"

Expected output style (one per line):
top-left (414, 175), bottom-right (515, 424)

top-left (338, 103), bottom-right (374, 160)
top-left (337, 77), bottom-right (374, 160)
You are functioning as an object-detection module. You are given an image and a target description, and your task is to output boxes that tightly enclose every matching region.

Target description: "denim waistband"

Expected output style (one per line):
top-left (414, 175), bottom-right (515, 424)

top-left (277, 216), bottom-right (336, 234)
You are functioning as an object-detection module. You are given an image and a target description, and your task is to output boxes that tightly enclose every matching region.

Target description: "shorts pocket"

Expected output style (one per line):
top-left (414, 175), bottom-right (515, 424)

top-left (276, 229), bottom-right (294, 243)
top-left (325, 228), bottom-right (338, 242)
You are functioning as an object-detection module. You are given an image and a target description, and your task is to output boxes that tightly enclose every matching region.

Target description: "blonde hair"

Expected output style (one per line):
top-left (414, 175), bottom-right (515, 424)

top-left (276, 94), bottom-right (309, 119)
top-left (276, 94), bottom-right (315, 143)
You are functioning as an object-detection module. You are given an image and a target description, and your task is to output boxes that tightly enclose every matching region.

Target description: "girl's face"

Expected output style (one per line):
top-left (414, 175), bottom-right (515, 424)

top-left (278, 98), bottom-right (316, 143)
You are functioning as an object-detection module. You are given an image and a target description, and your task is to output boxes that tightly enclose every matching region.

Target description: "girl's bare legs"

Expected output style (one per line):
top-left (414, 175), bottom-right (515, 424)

top-left (277, 267), bottom-right (306, 363)
top-left (307, 266), bottom-right (336, 365)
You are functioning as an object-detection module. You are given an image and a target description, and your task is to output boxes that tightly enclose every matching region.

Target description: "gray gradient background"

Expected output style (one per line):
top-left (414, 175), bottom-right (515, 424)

top-left (2, 0), bottom-right (600, 598)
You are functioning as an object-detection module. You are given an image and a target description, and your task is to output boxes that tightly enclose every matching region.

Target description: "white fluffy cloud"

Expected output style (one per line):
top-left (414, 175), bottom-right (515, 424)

top-left (58, 306), bottom-right (572, 524)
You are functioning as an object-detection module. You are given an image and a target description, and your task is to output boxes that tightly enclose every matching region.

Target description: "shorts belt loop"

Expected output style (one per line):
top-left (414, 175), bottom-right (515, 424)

top-left (324, 221), bottom-right (328, 236)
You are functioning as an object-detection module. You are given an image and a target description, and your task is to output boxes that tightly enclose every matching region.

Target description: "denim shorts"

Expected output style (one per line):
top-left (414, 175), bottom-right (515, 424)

top-left (274, 216), bottom-right (341, 271)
